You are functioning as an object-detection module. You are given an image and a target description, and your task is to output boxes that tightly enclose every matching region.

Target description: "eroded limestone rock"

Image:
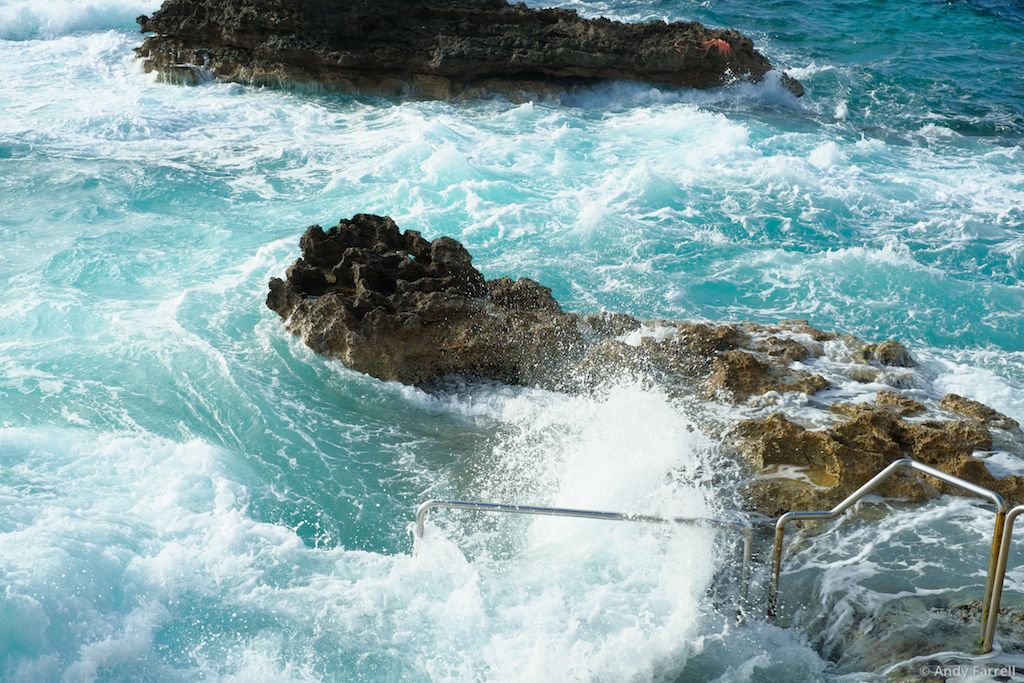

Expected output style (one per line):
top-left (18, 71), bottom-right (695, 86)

top-left (941, 393), bottom-right (1020, 431)
top-left (735, 405), bottom-right (1024, 516)
top-left (875, 390), bottom-right (926, 416)
top-left (267, 214), bottom-right (584, 388)
top-left (136, 0), bottom-right (804, 99)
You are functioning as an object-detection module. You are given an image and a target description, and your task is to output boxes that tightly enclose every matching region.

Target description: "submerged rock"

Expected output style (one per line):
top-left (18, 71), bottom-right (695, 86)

top-left (136, 0), bottom-right (804, 99)
top-left (268, 214), bottom-right (1024, 514)
top-left (858, 339), bottom-right (917, 368)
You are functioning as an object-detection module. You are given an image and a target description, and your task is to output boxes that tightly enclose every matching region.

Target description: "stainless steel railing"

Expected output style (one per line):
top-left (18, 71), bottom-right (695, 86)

top-left (414, 499), bottom-right (753, 600)
top-left (768, 457), bottom-right (1007, 653)
top-left (984, 503), bottom-right (1024, 651)
top-left (414, 461), bottom-right (1012, 650)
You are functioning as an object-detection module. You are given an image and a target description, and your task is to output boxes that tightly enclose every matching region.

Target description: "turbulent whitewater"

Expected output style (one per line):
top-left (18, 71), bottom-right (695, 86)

top-left (1, 0), bottom-right (1023, 681)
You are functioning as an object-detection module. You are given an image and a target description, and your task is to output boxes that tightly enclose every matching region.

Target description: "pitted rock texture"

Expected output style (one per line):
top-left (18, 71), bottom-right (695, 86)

top-left (136, 0), bottom-right (804, 99)
top-left (267, 214), bottom-right (838, 396)
top-left (940, 393), bottom-right (1020, 431)
top-left (736, 402), bottom-right (1024, 516)
top-left (267, 214), bottom-right (583, 388)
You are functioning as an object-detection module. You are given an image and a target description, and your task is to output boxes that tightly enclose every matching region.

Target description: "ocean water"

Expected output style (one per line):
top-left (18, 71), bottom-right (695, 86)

top-left (1, 0), bottom-right (1023, 680)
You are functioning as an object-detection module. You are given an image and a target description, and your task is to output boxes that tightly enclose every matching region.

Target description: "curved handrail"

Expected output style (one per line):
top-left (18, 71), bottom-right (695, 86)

top-left (984, 503), bottom-right (1024, 651)
top-left (768, 458), bottom-right (1007, 653)
top-left (414, 499), bottom-right (753, 600)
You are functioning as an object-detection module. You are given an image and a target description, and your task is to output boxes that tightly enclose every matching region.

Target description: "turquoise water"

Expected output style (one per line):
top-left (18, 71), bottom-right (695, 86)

top-left (1, 0), bottom-right (1023, 680)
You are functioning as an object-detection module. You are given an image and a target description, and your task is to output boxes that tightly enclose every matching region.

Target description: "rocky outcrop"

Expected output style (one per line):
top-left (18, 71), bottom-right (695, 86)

top-left (266, 214), bottom-right (837, 397)
top-left (736, 401), bottom-right (1024, 516)
top-left (267, 214), bottom-right (583, 388)
top-left (136, 0), bottom-right (804, 99)
top-left (858, 339), bottom-right (917, 368)
top-left (874, 390), bottom-right (925, 416)
top-left (268, 214), bottom-right (1024, 513)
top-left (940, 393), bottom-right (1020, 431)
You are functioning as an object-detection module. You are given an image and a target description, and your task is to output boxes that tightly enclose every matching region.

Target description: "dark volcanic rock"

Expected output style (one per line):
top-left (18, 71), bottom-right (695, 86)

top-left (267, 214), bottom-right (585, 387)
top-left (136, 0), bottom-right (804, 98)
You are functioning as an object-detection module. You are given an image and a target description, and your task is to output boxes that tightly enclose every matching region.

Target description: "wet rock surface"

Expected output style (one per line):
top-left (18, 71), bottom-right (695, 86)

top-left (736, 402), bottom-right (1024, 516)
top-left (267, 215), bottom-right (833, 399)
top-left (267, 214), bottom-right (583, 388)
top-left (136, 0), bottom-right (804, 99)
top-left (940, 393), bottom-right (1020, 431)
top-left (824, 599), bottom-right (1024, 679)
top-left (875, 390), bottom-right (926, 416)
top-left (268, 214), bottom-right (1024, 514)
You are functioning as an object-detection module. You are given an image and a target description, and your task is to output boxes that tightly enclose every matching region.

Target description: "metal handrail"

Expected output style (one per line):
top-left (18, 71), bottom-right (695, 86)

top-left (768, 457), bottom-right (1007, 653)
top-left (984, 504), bottom-right (1024, 651)
top-left (414, 499), bottom-right (753, 600)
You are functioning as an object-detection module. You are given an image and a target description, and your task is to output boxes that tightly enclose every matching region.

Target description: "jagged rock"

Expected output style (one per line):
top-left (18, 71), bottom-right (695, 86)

top-left (750, 336), bottom-right (812, 363)
top-left (704, 349), bottom-right (829, 400)
top-left (135, 0), bottom-right (804, 99)
top-left (582, 312), bottom-right (642, 338)
top-left (267, 214), bottom-right (584, 387)
top-left (827, 598), bottom-right (1024, 677)
top-left (859, 339), bottom-right (917, 367)
top-left (267, 215), bottom-right (838, 398)
top-left (941, 393), bottom-right (1020, 431)
top-left (574, 320), bottom-right (833, 400)
top-left (736, 405), bottom-right (1024, 515)
top-left (875, 390), bottom-right (926, 416)
top-left (771, 319), bottom-right (838, 343)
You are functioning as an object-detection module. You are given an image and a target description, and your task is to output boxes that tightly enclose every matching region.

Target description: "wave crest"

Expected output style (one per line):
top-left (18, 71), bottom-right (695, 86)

top-left (0, 0), bottom-right (160, 40)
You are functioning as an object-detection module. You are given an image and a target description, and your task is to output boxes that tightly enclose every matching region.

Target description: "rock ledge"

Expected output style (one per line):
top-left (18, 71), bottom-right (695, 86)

top-left (136, 0), bottom-right (804, 99)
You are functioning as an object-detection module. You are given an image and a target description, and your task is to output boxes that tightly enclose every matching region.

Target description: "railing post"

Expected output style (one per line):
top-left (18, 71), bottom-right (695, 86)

top-left (739, 526), bottom-right (753, 603)
top-left (983, 505), bottom-right (1024, 653)
top-left (768, 519), bottom-right (787, 619)
top-left (768, 458), bottom-right (1005, 654)
top-left (980, 509), bottom-right (1006, 647)
top-left (414, 500), bottom-right (435, 544)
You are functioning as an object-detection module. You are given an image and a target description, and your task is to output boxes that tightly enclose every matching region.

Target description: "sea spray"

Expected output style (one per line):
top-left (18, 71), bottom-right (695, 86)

top-left (0, 377), bottom-right (742, 681)
top-left (0, 0), bottom-right (160, 41)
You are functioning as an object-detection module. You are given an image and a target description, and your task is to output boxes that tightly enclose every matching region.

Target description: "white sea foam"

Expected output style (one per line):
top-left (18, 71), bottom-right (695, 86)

top-left (0, 377), bottom-right (745, 681)
top-left (0, 0), bottom-right (159, 40)
top-left (808, 141), bottom-right (844, 170)
top-left (617, 323), bottom-right (678, 347)
top-left (922, 349), bottom-right (1024, 425)
top-left (562, 70), bottom-right (805, 111)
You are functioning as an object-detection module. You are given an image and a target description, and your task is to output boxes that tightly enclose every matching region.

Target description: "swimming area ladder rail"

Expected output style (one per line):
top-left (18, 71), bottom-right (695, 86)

top-left (413, 499), bottom-right (753, 601)
top-left (414, 459), bottom-right (1014, 653)
top-left (984, 503), bottom-right (1024, 652)
top-left (768, 457), bottom-right (1007, 654)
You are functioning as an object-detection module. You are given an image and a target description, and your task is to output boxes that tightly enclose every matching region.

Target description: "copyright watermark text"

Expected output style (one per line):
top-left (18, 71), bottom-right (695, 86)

top-left (918, 663), bottom-right (1017, 678)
